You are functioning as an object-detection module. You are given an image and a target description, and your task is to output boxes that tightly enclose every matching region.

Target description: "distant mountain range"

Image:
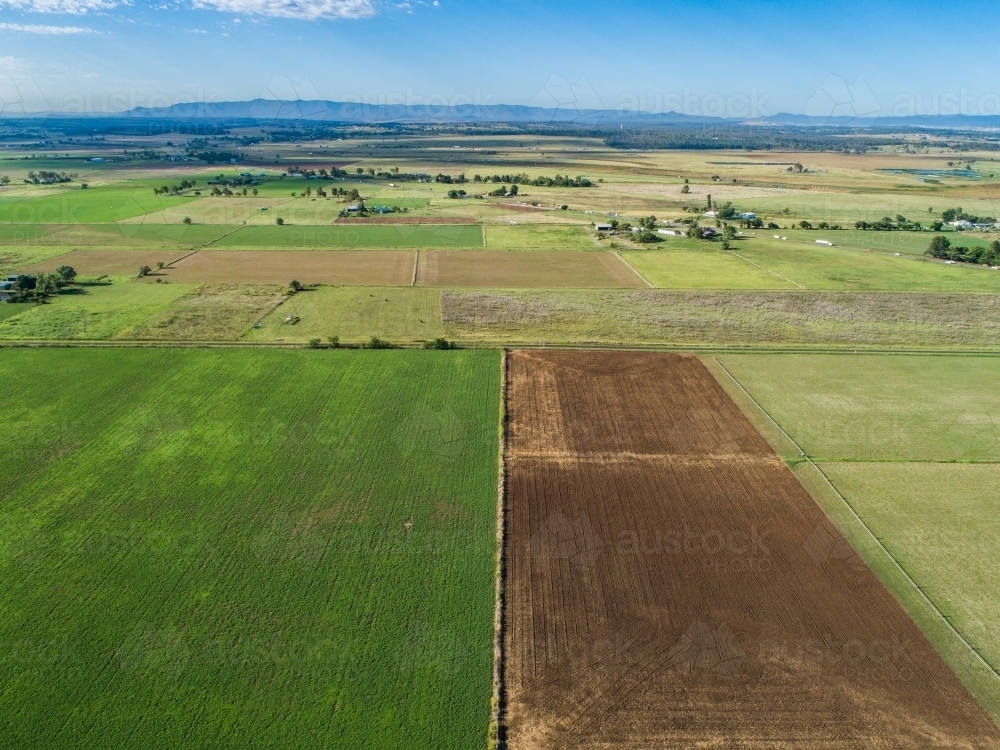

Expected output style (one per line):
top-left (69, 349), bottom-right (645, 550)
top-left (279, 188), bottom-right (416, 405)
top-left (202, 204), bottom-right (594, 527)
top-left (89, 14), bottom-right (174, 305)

top-left (17, 100), bottom-right (1000, 129)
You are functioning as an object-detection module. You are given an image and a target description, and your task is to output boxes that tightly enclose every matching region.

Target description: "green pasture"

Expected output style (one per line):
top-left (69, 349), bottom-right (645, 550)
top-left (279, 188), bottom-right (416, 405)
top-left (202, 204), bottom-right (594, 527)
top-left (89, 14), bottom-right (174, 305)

top-left (246, 286), bottom-right (444, 344)
top-left (484, 224), bottom-right (594, 250)
top-left (730, 236), bottom-right (1000, 291)
top-left (715, 354), bottom-right (1000, 461)
top-left (0, 183), bottom-right (195, 224)
top-left (0, 282), bottom-right (193, 340)
top-left (0, 348), bottom-right (500, 749)
top-left (0, 247), bottom-right (74, 274)
top-left (623, 245), bottom-right (795, 289)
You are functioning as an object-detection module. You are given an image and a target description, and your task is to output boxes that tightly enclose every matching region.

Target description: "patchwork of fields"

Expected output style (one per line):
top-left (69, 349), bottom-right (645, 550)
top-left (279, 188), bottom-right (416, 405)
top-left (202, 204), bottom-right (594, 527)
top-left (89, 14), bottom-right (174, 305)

top-left (0, 349), bottom-right (501, 748)
top-left (4, 138), bottom-right (1000, 746)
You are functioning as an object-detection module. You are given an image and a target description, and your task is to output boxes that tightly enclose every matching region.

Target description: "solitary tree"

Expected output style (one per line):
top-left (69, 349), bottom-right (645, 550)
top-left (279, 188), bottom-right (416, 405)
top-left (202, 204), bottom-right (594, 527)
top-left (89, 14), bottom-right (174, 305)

top-left (138, 265), bottom-right (152, 277)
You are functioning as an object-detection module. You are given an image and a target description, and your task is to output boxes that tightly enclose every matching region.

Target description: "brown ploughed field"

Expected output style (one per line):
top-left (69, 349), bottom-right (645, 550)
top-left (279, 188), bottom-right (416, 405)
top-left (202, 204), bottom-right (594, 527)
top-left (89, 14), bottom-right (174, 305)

top-left (417, 250), bottom-right (645, 288)
top-left (503, 350), bottom-right (1000, 749)
top-left (22, 249), bottom-right (189, 277)
top-left (149, 250), bottom-right (415, 286)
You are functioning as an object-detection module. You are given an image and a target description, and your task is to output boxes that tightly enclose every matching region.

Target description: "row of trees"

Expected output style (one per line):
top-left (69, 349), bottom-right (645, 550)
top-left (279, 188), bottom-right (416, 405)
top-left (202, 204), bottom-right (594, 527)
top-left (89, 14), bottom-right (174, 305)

top-left (854, 215), bottom-right (922, 231)
top-left (153, 180), bottom-right (197, 195)
top-left (927, 236), bottom-right (1000, 266)
top-left (941, 207), bottom-right (997, 224)
top-left (470, 173), bottom-right (594, 187)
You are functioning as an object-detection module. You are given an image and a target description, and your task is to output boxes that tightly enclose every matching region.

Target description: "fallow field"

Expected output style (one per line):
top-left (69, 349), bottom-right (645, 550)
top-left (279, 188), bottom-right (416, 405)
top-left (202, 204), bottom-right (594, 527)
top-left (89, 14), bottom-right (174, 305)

top-left (502, 349), bottom-right (1000, 748)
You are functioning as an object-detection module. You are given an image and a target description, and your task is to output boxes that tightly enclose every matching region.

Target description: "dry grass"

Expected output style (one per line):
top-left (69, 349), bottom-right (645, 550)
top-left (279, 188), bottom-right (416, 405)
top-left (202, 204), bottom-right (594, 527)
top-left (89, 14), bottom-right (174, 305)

top-left (442, 290), bottom-right (1000, 347)
top-left (122, 284), bottom-right (286, 340)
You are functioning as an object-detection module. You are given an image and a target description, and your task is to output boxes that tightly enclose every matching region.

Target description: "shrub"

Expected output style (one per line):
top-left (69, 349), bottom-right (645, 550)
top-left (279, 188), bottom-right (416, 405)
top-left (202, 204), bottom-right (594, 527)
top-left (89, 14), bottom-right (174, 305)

top-left (365, 336), bottom-right (393, 349)
top-left (423, 338), bottom-right (456, 350)
top-left (276, 217), bottom-right (284, 225)
top-left (327, 336), bottom-right (340, 348)
top-left (307, 338), bottom-right (322, 349)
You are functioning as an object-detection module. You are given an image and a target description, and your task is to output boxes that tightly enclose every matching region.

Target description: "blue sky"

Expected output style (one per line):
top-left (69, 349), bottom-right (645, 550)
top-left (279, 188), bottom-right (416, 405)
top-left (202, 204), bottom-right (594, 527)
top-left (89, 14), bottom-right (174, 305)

top-left (2, 0), bottom-right (999, 118)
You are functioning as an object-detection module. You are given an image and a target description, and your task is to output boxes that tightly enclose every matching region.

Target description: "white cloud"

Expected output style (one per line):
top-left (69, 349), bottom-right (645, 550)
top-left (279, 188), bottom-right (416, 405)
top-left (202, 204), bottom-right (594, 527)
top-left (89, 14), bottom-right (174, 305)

top-left (0, 21), bottom-right (96, 32)
top-left (192, 0), bottom-right (374, 20)
top-left (0, 0), bottom-right (117, 13)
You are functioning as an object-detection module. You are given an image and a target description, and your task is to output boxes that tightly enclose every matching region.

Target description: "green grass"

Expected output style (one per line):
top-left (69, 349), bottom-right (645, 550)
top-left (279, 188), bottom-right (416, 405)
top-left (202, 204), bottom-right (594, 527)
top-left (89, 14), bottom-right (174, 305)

top-left (0, 348), bottom-right (500, 748)
top-left (711, 353), bottom-right (1000, 722)
top-left (0, 223), bottom-right (231, 247)
top-left (0, 184), bottom-right (195, 223)
top-left (484, 224), bottom-right (594, 250)
top-left (731, 236), bottom-right (1000, 291)
top-left (0, 282), bottom-right (193, 340)
top-left (714, 354), bottom-right (1000, 461)
top-left (0, 247), bottom-right (74, 274)
top-left (0, 303), bottom-right (34, 321)
top-left (247, 287), bottom-right (444, 344)
top-left (623, 245), bottom-right (795, 289)
top-left (818, 462), bottom-right (1000, 670)
top-left (215, 224), bottom-right (483, 249)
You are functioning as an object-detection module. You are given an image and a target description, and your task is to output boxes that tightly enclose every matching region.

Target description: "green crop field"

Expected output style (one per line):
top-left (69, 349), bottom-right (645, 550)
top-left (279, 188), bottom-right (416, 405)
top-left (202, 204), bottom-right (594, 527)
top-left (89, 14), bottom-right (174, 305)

top-left (246, 286), bottom-right (444, 344)
top-left (0, 246), bottom-right (75, 274)
top-left (0, 348), bottom-right (500, 748)
top-left (214, 224), bottom-right (484, 249)
top-left (710, 353), bottom-right (1000, 721)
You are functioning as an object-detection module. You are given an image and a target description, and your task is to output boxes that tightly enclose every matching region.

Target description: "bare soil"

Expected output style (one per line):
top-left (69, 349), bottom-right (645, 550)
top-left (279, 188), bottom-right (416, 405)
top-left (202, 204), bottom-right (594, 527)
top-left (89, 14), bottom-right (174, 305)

top-left (503, 350), bottom-right (1000, 748)
top-left (147, 250), bottom-right (415, 286)
top-left (418, 251), bottom-right (645, 289)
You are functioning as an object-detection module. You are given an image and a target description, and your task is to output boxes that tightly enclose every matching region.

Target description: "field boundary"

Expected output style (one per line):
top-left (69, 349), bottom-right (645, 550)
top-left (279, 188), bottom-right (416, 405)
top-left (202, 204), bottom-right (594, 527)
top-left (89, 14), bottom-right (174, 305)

top-left (489, 349), bottom-right (508, 750)
top-left (165, 249), bottom-right (198, 267)
top-left (411, 251), bottom-right (419, 287)
top-left (729, 250), bottom-right (805, 289)
top-left (202, 225), bottom-right (246, 247)
top-left (611, 250), bottom-right (653, 288)
top-left (710, 357), bottom-right (1000, 703)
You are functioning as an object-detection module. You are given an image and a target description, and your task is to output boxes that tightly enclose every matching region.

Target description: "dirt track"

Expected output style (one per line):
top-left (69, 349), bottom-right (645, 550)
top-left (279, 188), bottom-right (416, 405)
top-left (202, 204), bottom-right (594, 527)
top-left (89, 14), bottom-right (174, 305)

top-left (503, 350), bottom-right (1000, 748)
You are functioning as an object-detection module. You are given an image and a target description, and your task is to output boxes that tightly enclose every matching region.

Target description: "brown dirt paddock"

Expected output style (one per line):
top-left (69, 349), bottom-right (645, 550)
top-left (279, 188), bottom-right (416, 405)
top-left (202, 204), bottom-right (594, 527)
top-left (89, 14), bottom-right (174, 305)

top-left (417, 251), bottom-right (646, 288)
top-left (333, 216), bottom-right (478, 225)
top-left (503, 349), bottom-right (1000, 749)
top-left (22, 248), bottom-right (190, 277)
top-left (146, 250), bottom-right (415, 286)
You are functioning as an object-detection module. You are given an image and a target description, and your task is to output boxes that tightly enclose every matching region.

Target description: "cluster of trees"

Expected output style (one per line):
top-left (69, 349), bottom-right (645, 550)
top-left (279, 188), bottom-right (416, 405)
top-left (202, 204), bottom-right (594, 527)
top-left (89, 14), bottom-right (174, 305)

top-left (447, 189), bottom-right (467, 199)
top-left (153, 179), bottom-right (197, 195)
top-left (3, 266), bottom-right (76, 302)
top-left (927, 236), bottom-right (1000, 266)
top-left (190, 151), bottom-right (243, 164)
top-left (435, 173), bottom-right (468, 184)
top-left (0, 175), bottom-right (8, 186)
top-left (470, 173), bottom-right (594, 188)
top-left (941, 207), bottom-right (996, 224)
top-left (25, 170), bottom-right (75, 185)
top-left (210, 186), bottom-right (255, 197)
top-left (489, 184), bottom-right (518, 197)
top-left (854, 215), bottom-right (922, 231)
